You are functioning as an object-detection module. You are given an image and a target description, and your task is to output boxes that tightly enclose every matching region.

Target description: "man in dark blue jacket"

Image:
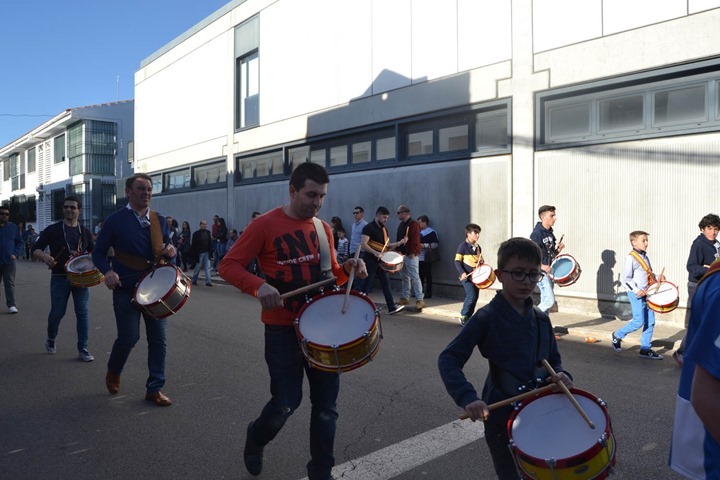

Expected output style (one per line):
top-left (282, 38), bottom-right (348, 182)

top-left (0, 205), bottom-right (23, 313)
top-left (530, 205), bottom-right (564, 314)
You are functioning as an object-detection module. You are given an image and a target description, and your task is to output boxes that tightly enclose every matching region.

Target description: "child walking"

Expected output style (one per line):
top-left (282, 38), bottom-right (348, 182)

top-left (612, 230), bottom-right (666, 360)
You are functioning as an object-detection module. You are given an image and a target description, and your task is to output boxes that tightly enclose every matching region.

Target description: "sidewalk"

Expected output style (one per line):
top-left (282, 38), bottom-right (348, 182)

top-left (208, 271), bottom-right (684, 353)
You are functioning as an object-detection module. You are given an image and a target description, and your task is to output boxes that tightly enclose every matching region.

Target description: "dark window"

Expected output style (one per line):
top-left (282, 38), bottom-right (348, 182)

top-left (235, 16), bottom-right (260, 130)
top-left (54, 134), bottom-right (66, 164)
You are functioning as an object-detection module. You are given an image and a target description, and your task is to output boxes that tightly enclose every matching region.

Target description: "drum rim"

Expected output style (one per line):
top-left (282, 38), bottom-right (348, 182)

top-left (508, 388), bottom-right (614, 468)
top-left (295, 289), bottom-right (379, 344)
top-left (133, 265), bottom-right (184, 306)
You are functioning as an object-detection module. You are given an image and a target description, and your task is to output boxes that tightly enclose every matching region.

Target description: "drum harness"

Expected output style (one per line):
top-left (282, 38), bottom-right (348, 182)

top-left (112, 211), bottom-right (170, 280)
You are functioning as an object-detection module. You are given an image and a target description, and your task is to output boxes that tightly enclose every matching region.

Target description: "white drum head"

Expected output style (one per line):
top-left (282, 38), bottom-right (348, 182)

top-left (67, 255), bottom-right (95, 273)
top-left (511, 393), bottom-right (607, 459)
top-left (135, 267), bottom-right (178, 305)
top-left (299, 293), bottom-right (376, 345)
top-left (646, 282), bottom-right (679, 304)
top-left (381, 251), bottom-right (403, 265)
top-left (472, 264), bottom-right (492, 283)
top-left (551, 256), bottom-right (576, 279)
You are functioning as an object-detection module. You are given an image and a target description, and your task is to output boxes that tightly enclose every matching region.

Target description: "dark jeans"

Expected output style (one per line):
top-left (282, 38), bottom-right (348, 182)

top-left (419, 260), bottom-right (433, 297)
top-left (0, 261), bottom-right (16, 307)
top-left (360, 254), bottom-right (397, 310)
top-left (108, 288), bottom-right (167, 393)
top-left (461, 279), bottom-right (479, 317)
top-left (484, 419), bottom-right (521, 480)
top-left (47, 275), bottom-right (90, 351)
top-left (249, 325), bottom-right (339, 480)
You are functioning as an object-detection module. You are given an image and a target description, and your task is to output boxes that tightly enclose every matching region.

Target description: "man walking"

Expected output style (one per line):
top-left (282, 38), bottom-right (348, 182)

top-left (396, 204), bottom-right (425, 310)
top-left (349, 206), bottom-right (368, 258)
top-left (191, 220), bottom-right (213, 286)
top-left (0, 205), bottom-right (22, 313)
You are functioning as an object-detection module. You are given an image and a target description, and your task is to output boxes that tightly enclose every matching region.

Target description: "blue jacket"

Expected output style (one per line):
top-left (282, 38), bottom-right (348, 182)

top-left (686, 234), bottom-right (720, 283)
top-left (0, 222), bottom-right (23, 264)
top-left (530, 222), bottom-right (557, 266)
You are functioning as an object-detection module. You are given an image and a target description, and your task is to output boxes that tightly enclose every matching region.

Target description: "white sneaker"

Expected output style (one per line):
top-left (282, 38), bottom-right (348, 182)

top-left (8, 306), bottom-right (18, 314)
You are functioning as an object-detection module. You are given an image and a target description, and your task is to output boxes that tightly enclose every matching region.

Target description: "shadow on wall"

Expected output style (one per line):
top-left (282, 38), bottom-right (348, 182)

top-left (596, 249), bottom-right (632, 320)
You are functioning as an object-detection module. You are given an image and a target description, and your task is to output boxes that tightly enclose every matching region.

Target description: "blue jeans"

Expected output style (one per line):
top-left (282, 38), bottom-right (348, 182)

top-left (249, 325), bottom-right (339, 480)
top-left (461, 279), bottom-right (479, 317)
top-left (616, 291), bottom-right (655, 350)
top-left (537, 273), bottom-right (555, 313)
top-left (401, 255), bottom-right (423, 301)
top-left (47, 275), bottom-right (90, 351)
top-left (108, 288), bottom-right (167, 392)
top-left (360, 254), bottom-right (398, 310)
top-left (192, 252), bottom-right (213, 284)
top-left (0, 261), bottom-right (16, 307)
top-left (213, 241), bottom-right (227, 269)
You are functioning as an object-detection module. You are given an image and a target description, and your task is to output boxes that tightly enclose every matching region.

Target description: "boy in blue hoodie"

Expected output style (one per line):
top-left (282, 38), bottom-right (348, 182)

top-left (530, 205), bottom-right (564, 314)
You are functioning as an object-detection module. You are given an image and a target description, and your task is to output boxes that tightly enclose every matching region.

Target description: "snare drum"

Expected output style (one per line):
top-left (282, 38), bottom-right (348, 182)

top-left (380, 251), bottom-right (404, 273)
top-left (65, 254), bottom-right (105, 287)
top-left (646, 281), bottom-right (679, 314)
top-left (550, 254), bottom-right (582, 287)
top-left (133, 265), bottom-right (191, 319)
top-left (509, 388), bottom-right (616, 480)
top-left (470, 264), bottom-right (496, 289)
top-left (295, 289), bottom-right (381, 373)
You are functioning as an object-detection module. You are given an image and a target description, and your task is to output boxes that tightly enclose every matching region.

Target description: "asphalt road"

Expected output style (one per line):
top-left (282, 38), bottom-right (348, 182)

top-left (0, 261), bottom-right (684, 479)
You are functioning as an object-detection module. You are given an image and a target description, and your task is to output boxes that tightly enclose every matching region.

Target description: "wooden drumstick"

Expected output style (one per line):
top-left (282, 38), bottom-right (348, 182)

top-left (381, 237), bottom-right (389, 253)
top-left (557, 234), bottom-right (564, 245)
top-left (279, 277), bottom-right (337, 300)
top-left (459, 384), bottom-right (557, 420)
top-left (342, 249), bottom-right (362, 314)
top-left (541, 359), bottom-right (595, 429)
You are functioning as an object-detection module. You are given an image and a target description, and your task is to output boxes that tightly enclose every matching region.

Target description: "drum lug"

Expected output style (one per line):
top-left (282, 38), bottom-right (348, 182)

top-left (545, 458), bottom-right (559, 480)
top-left (332, 345), bottom-right (342, 374)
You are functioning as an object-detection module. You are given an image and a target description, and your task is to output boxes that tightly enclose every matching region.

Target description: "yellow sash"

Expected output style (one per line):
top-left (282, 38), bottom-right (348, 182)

top-left (629, 250), bottom-right (655, 286)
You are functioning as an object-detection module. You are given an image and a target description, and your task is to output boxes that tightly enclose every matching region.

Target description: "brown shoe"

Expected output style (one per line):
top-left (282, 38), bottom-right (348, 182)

top-left (105, 371), bottom-right (120, 394)
top-left (145, 391), bottom-right (172, 406)
top-left (416, 300), bottom-right (426, 310)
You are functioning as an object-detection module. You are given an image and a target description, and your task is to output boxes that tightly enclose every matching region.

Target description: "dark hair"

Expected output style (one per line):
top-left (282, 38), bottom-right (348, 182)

top-left (171, 219), bottom-right (179, 228)
top-left (538, 205), bottom-right (556, 218)
top-left (64, 195), bottom-right (82, 209)
top-left (252, 211), bottom-right (261, 218)
top-left (354, 206), bottom-right (364, 213)
top-left (125, 173), bottom-right (153, 190)
top-left (331, 216), bottom-right (342, 226)
top-left (375, 206), bottom-right (390, 215)
top-left (182, 221), bottom-right (190, 230)
top-left (497, 237), bottom-right (542, 270)
top-left (417, 215), bottom-right (429, 224)
top-left (699, 213), bottom-right (720, 230)
top-left (465, 223), bottom-right (481, 234)
top-left (0, 205), bottom-right (9, 212)
top-left (336, 227), bottom-right (346, 234)
top-left (289, 162), bottom-right (329, 191)
top-left (218, 218), bottom-right (227, 228)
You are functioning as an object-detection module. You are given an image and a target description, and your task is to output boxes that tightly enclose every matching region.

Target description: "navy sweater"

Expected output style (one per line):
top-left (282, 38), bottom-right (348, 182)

top-left (687, 233), bottom-right (720, 282)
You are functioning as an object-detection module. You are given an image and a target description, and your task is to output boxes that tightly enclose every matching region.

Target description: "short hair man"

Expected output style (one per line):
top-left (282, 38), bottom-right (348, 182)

top-left (530, 205), bottom-right (564, 314)
top-left (396, 204), bottom-right (425, 310)
top-left (349, 206), bottom-right (368, 257)
top-left (0, 205), bottom-right (23, 313)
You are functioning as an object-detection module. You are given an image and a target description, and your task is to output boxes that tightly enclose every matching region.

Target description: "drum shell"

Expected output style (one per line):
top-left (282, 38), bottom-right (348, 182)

top-left (133, 265), bottom-right (192, 319)
top-left (294, 290), bottom-right (381, 373)
top-left (380, 251), bottom-right (404, 273)
top-left (550, 254), bottom-right (582, 287)
top-left (508, 388), bottom-right (616, 480)
top-left (470, 264), bottom-right (496, 289)
top-left (646, 281), bottom-right (680, 314)
top-left (65, 254), bottom-right (105, 288)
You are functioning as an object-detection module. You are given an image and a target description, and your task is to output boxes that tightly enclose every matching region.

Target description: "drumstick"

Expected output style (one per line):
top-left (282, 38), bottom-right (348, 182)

top-left (459, 384), bottom-right (557, 420)
top-left (557, 234), bottom-right (564, 245)
top-left (657, 267), bottom-right (665, 287)
top-left (342, 249), bottom-right (362, 314)
top-left (381, 237), bottom-right (389, 253)
top-left (541, 359), bottom-right (595, 429)
top-left (279, 277), bottom-right (337, 300)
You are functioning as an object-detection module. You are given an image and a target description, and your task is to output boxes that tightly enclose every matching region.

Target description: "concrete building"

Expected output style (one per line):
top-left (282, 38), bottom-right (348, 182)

top-left (0, 101), bottom-right (134, 232)
top-left (134, 0), bottom-right (720, 324)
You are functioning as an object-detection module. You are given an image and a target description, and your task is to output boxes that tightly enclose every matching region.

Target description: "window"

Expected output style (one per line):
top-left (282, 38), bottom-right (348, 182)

top-left (101, 183), bottom-right (116, 220)
top-left (9, 153), bottom-right (24, 191)
top-left (653, 84), bottom-right (706, 126)
top-left (193, 161), bottom-right (226, 187)
top-left (236, 151), bottom-right (284, 182)
top-left (310, 148), bottom-right (326, 166)
top-left (165, 168), bottom-right (191, 190)
top-left (51, 189), bottom-right (66, 221)
top-left (439, 125), bottom-right (468, 152)
top-left (2, 159), bottom-right (8, 181)
top-left (54, 134), bottom-right (66, 164)
top-left (539, 62), bottom-right (720, 147)
top-left (151, 174), bottom-right (162, 194)
top-left (598, 94), bottom-right (644, 132)
top-left (351, 141), bottom-right (371, 164)
top-left (476, 110), bottom-right (509, 151)
top-left (376, 137), bottom-right (396, 161)
top-left (235, 16), bottom-right (260, 130)
top-left (68, 122), bottom-right (83, 171)
top-left (407, 130), bottom-right (433, 157)
top-left (288, 146), bottom-right (310, 172)
top-left (128, 141), bottom-right (134, 164)
top-left (85, 121), bottom-right (117, 175)
top-left (27, 147), bottom-right (36, 173)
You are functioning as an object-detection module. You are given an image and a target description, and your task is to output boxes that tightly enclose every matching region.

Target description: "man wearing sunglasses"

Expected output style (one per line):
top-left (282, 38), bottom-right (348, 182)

top-left (0, 205), bottom-right (22, 314)
top-left (33, 196), bottom-right (95, 362)
top-left (349, 206), bottom-right (367, 258)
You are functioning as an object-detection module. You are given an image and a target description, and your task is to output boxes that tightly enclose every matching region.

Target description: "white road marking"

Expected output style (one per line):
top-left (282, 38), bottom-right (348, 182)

top-left (300, 419), bottom-right (484, 480)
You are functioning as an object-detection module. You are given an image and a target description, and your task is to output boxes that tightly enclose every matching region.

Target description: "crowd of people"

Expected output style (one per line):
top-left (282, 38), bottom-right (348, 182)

top-left (6, 164), bottom-right (718, 479)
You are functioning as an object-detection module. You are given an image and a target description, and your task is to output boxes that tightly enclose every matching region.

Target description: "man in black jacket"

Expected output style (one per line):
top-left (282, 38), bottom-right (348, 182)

top-left (190, 220), bottom-right (213, 286)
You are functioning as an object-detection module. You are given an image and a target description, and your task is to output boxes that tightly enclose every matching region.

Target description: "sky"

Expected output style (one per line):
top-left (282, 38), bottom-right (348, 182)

top-left (0, 0), bottom-right (231, 148)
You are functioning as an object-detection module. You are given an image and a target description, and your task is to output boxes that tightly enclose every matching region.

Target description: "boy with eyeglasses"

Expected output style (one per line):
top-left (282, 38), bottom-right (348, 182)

top-left (439, 237), bottom-right (572, 480)
top-left (0, 206), bottom-right (23, 314)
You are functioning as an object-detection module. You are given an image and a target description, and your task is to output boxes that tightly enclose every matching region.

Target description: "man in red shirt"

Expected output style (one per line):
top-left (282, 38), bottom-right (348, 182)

top-left (396, 204), bottom-right (425, 310)
top-left (219, 162), bottom-right (366, 480)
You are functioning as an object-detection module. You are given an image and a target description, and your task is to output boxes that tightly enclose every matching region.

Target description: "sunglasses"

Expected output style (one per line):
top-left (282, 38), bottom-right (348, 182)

top-left (397, 210), bottom-right (409, 214)
top-left (0, 212), bottom-right (8, 216)
top-left (353, 211), bottom-right (362, 215)
top-left (63, 205), bottom-right (78, 210)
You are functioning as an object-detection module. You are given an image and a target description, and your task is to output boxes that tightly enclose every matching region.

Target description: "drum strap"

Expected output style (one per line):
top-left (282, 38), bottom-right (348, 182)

top-left (629, 250), bottom-right (655, 286)
top-left (112, 211), bottom-right (165, 271)
top-left (312, 217), bottom-right (332, 275)
top-left (698, 257), bottom-right (720, 286)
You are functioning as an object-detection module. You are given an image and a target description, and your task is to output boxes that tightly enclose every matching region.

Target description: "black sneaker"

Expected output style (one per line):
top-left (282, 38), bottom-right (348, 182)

top-left (458, 315), bottom-right (469, 327)
top-left (244, 422), bottom-right (264, 476)
top-left (611, 332), bottom-right (622, 352)
top-left (639, 349), bottom-right (663, 360)
top-left (387, 305), bottom-right (405, 315)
